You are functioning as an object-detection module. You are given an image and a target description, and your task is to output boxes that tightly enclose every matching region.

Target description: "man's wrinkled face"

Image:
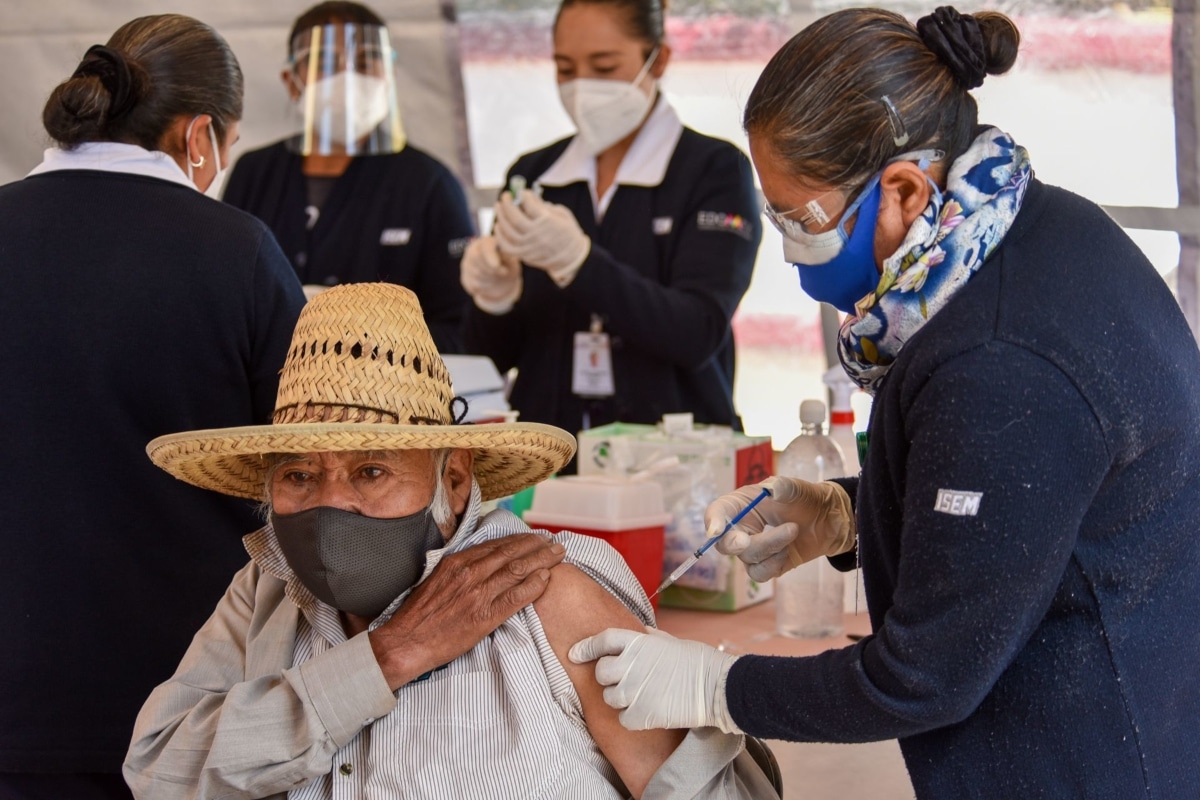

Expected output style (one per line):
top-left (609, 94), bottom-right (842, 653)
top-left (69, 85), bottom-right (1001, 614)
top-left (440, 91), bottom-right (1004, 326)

top-left (270, 450), bottom-right (436, 518)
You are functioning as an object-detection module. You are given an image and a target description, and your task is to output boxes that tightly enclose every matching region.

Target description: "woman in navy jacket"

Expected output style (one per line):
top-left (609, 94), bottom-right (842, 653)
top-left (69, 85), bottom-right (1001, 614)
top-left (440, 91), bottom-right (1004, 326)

top-left (0, 15), bottom-right (304, 799)
top-left (570, 7), bottom-right (1200, 798)
top-left (461, 0), bottom-right (760, 442)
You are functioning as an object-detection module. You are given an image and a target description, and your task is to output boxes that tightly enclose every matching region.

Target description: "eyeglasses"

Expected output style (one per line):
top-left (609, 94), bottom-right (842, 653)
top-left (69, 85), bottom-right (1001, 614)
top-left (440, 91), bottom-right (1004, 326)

top-left (762, 147), bottom-right (947, 238)
top-left (762, 187), bottom-right (849, 238)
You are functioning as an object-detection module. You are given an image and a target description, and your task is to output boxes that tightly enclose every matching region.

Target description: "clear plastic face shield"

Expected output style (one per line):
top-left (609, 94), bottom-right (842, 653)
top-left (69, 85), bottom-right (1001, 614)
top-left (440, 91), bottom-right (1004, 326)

top-left (286, 22), bottom-right (406, 156)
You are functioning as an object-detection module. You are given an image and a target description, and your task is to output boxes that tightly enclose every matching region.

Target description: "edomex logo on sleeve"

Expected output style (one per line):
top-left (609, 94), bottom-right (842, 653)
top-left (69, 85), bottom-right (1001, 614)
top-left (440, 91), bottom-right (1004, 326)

top-left (696, 211), bottom-right (754, 240)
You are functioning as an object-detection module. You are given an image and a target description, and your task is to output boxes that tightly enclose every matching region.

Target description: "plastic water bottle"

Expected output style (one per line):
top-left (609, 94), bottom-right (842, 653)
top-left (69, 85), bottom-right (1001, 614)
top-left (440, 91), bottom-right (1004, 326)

top-left (822, 366), bottom-right (869, 614)
top-left (821, 366), bottom-right (860, 474)
top-left (774, 399), bottom-right (846, 639)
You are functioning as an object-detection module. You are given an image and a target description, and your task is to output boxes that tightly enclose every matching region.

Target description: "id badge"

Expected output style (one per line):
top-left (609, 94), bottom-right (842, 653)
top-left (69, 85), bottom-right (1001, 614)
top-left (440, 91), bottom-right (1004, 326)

top-left (572, 331), bottom-right (615, 397)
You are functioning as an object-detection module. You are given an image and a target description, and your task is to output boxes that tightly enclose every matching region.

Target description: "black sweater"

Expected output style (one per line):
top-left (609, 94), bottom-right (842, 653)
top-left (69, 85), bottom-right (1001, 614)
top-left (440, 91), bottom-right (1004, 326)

top-left (0, 170), bottom-right (305, 773)
top-left (223, 140), bottom-right (474, 353)
top-left (727, 180), bottom-right (1200, 797)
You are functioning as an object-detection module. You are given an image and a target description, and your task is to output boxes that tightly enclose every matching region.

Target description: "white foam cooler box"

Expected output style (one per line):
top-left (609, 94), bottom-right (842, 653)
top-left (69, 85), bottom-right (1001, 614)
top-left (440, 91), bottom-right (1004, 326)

top-left (523, 476), bottom-right (672, 609)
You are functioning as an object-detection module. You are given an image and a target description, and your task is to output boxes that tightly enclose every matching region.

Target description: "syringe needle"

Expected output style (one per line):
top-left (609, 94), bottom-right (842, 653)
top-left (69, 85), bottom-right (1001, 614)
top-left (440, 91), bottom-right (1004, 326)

top-left (652, 554), bottom-right (698, 597)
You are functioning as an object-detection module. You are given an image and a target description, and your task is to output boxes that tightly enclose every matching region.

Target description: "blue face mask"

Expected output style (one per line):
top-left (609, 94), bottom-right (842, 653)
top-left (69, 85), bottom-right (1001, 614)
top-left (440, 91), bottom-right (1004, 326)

top-left (787, 176), bottom-right (884, 315)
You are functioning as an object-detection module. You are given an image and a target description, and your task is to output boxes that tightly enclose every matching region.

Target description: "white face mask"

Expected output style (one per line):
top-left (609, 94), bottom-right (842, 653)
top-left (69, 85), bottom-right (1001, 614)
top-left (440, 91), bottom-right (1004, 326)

top-left (299, 72), bottom-right (391, 146)
top-left (781, 226), bottom-right (845, 266)
top-left (185, 115), bottom-right (226, 198)
top-left (558, 47), bottom-right (659, 156)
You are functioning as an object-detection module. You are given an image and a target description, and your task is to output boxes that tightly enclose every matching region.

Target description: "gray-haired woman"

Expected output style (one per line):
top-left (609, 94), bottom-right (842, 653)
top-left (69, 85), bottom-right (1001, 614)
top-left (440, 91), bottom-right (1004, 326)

top-left (571, 6), bottom-right (1200, 797)
top-left (0, 15), bottom-right (305, 798)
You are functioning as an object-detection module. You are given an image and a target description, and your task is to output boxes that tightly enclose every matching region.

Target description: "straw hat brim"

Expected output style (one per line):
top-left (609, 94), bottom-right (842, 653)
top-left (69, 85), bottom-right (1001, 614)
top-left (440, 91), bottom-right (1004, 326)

top-left (147, 421), bottom-right (577, 502)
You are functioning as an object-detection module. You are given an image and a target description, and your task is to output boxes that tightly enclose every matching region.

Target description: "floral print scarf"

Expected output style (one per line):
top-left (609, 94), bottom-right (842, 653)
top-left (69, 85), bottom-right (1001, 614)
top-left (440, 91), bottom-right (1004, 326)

top-left (838, 127), bottom-right (1032, 393)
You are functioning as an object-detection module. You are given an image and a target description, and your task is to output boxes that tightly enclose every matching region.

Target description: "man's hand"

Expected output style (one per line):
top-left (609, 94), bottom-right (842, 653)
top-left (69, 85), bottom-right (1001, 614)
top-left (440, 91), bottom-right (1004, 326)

top-left (705, 476), bottom-right (856, 581)
top-left (369, 533), bottom-right (566, 689)
top-left (569, 628), bottom-right (742, 733)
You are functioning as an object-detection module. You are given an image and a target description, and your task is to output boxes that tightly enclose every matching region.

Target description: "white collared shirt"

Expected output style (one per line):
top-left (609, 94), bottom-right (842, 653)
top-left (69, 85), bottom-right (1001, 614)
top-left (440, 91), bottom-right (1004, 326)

top-left (27, 141), bottom-right (195, 189)
top-left (537, 93), bottom-right (684, 221)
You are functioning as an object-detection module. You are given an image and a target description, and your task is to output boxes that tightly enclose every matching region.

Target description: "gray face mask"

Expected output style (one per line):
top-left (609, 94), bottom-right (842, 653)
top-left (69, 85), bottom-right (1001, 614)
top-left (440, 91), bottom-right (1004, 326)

top-left (271, 505), bottom-right (445, 618)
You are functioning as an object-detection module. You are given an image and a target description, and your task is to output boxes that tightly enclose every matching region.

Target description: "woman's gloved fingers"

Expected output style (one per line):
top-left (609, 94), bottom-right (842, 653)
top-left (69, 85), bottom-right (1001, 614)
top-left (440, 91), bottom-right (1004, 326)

top-left (594, 651), bottom-right (633, 688)
top-left (763, 474), bottom-right (819, 505)
top-left (462, 235), bottom-right (523, 313)
top-left (704, 483), bottom-right (774, 539)
top-left (737, 523), bottom-right (800, 565)
top-left (462, 238), bottom-right (501, 294)
top-left (494, 219), bottom-right (527, 256)
top-left (493, 203), bottom-right (528, 253)
top-left (714, 526), bottom-right (752, 556)
top-left (515, 188), bottom-right (551, 218)
top-left (602, 680), bottom-right (630, 711)
top-left (568, 626), bottom-right (639, 665)
top-left (496, 193), bottom-right (541, 237)
top-left (498, 249), bottom-right (521, 273)
top-left (496, 192), bottom-right (532, 225)
top-left (462, 236), bottom-right (498, 276)
top-left (704, 497), bottom-right (741, 540)
top-left (746, 552), bottom-right (795, 582)
top-left (478, 237), bottom-right (503, 270)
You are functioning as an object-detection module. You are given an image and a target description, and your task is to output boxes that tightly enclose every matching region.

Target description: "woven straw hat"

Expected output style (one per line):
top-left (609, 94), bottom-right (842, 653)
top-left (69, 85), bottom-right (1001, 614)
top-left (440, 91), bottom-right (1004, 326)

top-left (147, 283), bottom-right (575, 501)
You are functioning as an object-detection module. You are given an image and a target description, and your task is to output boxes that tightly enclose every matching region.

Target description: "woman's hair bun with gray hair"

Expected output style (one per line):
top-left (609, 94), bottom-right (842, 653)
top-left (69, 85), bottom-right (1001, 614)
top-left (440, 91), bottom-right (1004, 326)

top-left (43, 45), bottom-right (147, 148)
top-left (916, 6), bottom-right (1019, 90)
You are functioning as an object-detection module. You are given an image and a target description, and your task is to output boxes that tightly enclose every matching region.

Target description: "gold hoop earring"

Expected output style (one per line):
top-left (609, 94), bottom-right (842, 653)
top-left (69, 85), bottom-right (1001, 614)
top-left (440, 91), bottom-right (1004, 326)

top-left (189, 154), bottom-right (205, 169)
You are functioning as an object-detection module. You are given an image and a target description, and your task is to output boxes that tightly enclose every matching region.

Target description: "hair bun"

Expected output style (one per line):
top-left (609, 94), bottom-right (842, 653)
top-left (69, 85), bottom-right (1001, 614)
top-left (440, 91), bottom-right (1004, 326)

top-left (71, 44), bottom-right (140, 121)
top-left (916, 6), bottom-right (988, 89)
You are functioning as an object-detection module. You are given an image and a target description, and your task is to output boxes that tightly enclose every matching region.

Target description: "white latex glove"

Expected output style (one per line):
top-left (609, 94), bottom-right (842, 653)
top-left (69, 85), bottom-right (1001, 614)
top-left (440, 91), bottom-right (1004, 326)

top-left (494, 190), bottom-right (590, 287)
top-left (568, 627), bottom-right (742, 733)
top-left (704, 475), bottom-right (856, 582)
top-left (461, 235), bottom-right (522, 314)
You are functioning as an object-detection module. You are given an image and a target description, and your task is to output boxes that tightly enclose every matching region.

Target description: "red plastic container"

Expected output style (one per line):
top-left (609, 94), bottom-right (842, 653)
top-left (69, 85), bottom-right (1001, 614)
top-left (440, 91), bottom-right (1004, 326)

top-left (523, 477), bottom-right (670, 610)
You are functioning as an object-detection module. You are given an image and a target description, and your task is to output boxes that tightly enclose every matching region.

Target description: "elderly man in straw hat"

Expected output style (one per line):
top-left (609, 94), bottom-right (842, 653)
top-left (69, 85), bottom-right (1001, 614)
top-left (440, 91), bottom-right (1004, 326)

top-left (123, 284), bottom-right (776, 799)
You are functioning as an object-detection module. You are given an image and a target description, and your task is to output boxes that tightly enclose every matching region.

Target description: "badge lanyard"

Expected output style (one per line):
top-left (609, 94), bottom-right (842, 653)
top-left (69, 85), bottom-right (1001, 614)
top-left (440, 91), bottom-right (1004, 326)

top-left (573, 314), bottom-right (615, 430)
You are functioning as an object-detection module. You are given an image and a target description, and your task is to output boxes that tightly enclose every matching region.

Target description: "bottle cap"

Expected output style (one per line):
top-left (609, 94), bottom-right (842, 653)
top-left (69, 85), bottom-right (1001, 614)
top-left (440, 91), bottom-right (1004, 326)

top-left (799, 399), bottom-right (826, 425)
top-left (822, 365), bottom-right (857, 412)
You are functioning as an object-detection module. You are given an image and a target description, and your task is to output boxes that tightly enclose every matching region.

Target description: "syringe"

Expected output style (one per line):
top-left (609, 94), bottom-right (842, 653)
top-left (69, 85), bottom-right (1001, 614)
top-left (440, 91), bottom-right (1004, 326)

top-left (651, 486), bottom-right (772, 597)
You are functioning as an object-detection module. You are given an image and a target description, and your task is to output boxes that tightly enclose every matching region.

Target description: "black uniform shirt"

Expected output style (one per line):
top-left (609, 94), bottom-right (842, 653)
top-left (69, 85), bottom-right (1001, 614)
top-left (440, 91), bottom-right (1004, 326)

top-left (465, 107), bottom-right (761, 440)
top-left (224, 139), bottom-right (475, 352)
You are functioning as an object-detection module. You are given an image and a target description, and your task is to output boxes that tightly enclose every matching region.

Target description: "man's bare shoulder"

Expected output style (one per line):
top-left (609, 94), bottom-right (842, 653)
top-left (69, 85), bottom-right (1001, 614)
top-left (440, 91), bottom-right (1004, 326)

top-left (533, 562), bottom-right (644, 646)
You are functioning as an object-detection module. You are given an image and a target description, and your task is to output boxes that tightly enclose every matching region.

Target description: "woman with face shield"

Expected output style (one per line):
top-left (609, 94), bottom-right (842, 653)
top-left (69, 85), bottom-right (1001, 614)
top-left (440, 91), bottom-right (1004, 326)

top-left (0, 14), bottom-right (305, 799)
top-left (462, 0), bottom-right (761, 453)
top-left (222, 1), bottom-right (474, 354)
top-left (569, 7), bottom-right (1200, 797)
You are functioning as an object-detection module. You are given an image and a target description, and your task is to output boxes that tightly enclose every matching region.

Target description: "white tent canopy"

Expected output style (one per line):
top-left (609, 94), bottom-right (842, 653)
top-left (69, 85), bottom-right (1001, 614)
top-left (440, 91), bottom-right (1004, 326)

top-left (0, 0), bottom-right (473, 185)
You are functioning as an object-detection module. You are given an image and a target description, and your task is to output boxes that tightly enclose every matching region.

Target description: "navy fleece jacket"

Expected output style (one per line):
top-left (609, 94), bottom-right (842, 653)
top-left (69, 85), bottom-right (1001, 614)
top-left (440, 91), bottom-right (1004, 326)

top-left (726, 179), bottom-right (1200, 798)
